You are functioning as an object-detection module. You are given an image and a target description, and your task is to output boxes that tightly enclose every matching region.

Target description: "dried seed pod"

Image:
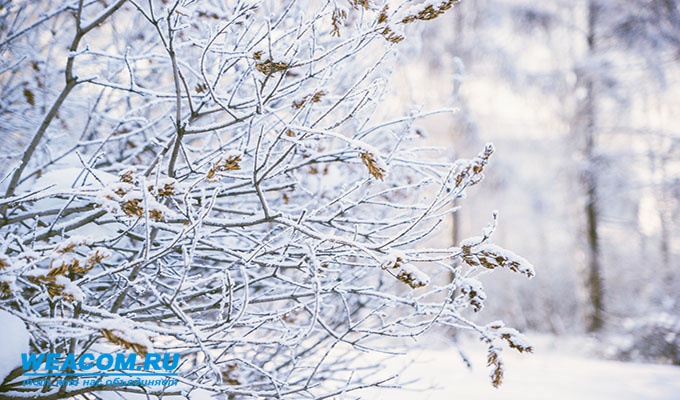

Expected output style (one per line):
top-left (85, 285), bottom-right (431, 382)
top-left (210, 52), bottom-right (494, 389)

top-left (360, 152), bottom-right (387, 180)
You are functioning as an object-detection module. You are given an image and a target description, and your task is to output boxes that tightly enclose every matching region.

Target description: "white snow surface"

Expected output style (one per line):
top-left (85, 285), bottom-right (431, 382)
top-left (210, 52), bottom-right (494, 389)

top-left (0, 309), bottom-right (30, 384)
top-left (75, 334), bottom-right (680, 400)
top-left (364, 334), bottom-right (680, 400)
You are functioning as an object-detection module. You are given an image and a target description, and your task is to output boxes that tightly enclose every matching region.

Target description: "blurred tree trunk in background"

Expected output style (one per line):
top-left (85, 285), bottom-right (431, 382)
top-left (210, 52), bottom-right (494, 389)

top-left (396, 0), bottom-right (680, 338)
top-left (579, 0), bottom-right (604, 332)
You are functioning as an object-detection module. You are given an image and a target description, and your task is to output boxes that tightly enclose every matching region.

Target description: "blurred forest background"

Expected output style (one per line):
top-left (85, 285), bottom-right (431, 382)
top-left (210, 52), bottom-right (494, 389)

top-left (385, 0), bottom-right (680, 362)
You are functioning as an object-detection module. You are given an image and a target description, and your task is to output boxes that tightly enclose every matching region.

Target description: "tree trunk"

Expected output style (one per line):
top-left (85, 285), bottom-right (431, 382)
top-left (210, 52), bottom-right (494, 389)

top-left (581, 0), bottom-right (604, 332)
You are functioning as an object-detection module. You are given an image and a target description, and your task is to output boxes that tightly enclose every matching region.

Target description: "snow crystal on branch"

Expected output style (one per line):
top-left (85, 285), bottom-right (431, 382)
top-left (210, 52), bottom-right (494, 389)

top-left (484, 321), bottom-right (534, 354)
top-left (401, 0), bottom-right (460, 24)
top-left (481, 321), bottom-right (534, 387)
top-left (99, 319), bottom-right (153, 357)
top-left (25, 268), bottom-right (84, 302)
top-left (396, 262), bottom-right (430, 288)
top-left (53, 275), bottom-right (85, 302)
top-left (462, 243), bottom-right (535, 278)
top-left (381, 251), bottom-right (430, 288)
top-left (53, 235), bottom-right (92, 254)
top-left (373, 1), bottom-right (460, 44)
top-left (95, 170), bottom-right (179, 222)
top-left (450, 143), bottom-right (495, 192)
top-left (0, 276), bottom-right (19, 299)
top-left (460, 277), bottom-right (486, 312)
top-left (206, 151), bottom-right (242, 181)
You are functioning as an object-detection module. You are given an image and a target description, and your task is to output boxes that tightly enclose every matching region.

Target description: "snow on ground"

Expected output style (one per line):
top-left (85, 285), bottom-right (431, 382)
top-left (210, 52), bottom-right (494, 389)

top-left (364, 334), bottom-right (680, 400)
top-left (5, 328), bottom-right (679, 399)
top-left (0, 309), bottom-right (30, 384)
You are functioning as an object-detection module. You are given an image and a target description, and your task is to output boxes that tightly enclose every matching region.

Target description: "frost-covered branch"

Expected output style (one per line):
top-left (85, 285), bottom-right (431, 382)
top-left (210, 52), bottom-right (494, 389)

top-left (0, 1), bottom-right (533, 398)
